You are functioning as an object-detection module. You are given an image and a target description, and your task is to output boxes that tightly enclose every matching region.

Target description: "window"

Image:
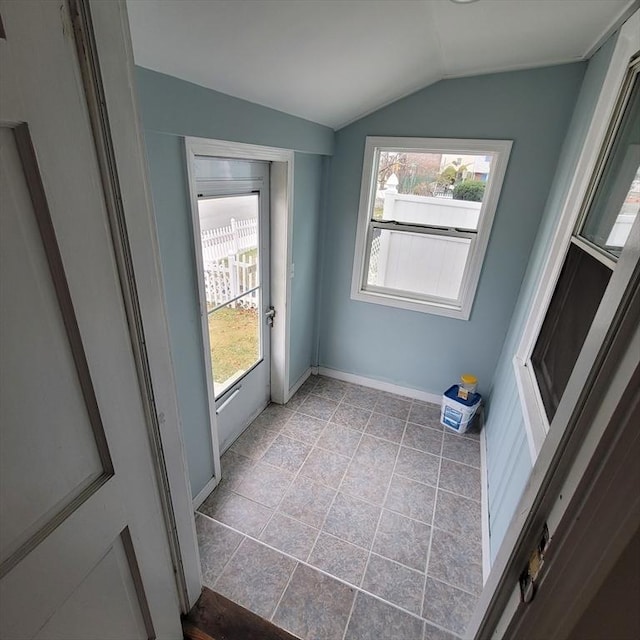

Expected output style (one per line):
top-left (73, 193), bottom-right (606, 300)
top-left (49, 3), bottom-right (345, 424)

top-left (351, 137), bottom-right (512, 319)
top-left (531, 55), bottom-right (639, 423)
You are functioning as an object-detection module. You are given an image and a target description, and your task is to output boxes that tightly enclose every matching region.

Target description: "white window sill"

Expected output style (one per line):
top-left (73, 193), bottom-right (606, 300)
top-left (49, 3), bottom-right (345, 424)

top-left (513, 354), bottom-right (549, 462)
top-left (351, 288), bottom-right (471, 320)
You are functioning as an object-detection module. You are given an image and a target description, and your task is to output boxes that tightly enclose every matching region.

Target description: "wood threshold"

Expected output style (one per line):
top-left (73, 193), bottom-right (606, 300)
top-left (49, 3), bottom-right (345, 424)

top-left (182, 587), bottom-right (299, 640)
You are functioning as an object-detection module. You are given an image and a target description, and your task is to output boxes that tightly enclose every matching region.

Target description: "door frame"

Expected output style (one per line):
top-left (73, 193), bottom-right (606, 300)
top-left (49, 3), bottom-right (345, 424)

top-left (81, 0), bottom-right (202, 611)
top-left (184, 137), bottom-right (295, 501)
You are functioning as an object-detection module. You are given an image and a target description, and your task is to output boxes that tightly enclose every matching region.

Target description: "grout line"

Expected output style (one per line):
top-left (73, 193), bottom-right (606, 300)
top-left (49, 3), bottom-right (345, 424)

top-left (205, 392), bottom-right (481, 638)
top-left (204, 515), bottom-right (460, 633)
top-left (312, 411), bottom-right (367, 554)
top-left (257, 392), bottom-right (360, 564)
top-left (202, 509), bottom-right (481, 601)
top-left (420, 423), bottom-right (445, 620)
top-left (208, 526), bottom-right (248, 592)
top-left (360, 420), bottom-right (407, 588)
top-left (208, 453), bottom-right (480, 531)
top-left (255, 409), bottom-right (332, 539)
top-left (269, 558), bottom-right (299, 623)
top-left (341, 587), bottom-right (359, 640)
top-left (211, 532), bottom-right (463, 632)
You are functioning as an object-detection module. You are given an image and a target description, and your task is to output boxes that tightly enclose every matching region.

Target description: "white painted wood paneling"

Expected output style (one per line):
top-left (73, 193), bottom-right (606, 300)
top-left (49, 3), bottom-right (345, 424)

top-left (0, 129), bottom-right (105, 564)
top-left (0, 1), bottom-right (182, 636)
top-left (33, 538), bottom-right (147, 640)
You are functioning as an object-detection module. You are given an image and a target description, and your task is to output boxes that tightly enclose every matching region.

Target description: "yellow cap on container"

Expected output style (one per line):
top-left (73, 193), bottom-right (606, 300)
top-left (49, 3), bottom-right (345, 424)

top-left (460, 374), bottom-right (477, 385)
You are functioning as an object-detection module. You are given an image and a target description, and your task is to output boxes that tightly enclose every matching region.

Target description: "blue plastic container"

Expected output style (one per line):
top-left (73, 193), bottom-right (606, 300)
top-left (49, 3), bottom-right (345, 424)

top-left (441, 385), bottom-right (482, 433)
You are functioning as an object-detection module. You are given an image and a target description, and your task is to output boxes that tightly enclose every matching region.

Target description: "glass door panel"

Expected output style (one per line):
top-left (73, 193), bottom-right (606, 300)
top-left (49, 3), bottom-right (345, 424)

top-left (208, 292), bottom-right (261, 397)
top-left (198, 193), bottom-right (263, 398)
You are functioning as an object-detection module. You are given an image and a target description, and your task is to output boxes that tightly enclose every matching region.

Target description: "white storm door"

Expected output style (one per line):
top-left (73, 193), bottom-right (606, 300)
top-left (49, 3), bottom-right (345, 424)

top-left (0, 2), bottom-right (181, 638)
top-left (192, 158), bottom-right (271, 453)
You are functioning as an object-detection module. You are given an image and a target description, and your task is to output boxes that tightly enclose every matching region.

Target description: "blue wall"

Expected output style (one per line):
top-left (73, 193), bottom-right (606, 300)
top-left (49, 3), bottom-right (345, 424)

top-left (484, 35), bottom-right (618, 561)
top-left (136, 68), bottom-right (332, 496)
top-left (290, 153), bottom-right (328, 385)
top-left (317, 64), bottom-right (586, 396)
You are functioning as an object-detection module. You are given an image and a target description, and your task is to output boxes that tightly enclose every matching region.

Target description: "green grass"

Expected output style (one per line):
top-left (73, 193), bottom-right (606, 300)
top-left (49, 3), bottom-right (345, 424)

top-left (208, 306), bottom-right (259, 384)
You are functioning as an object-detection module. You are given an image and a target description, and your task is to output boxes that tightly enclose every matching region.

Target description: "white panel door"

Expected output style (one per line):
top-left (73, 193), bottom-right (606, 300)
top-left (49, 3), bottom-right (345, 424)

top-left (0, 2), bottom-right (181, 638)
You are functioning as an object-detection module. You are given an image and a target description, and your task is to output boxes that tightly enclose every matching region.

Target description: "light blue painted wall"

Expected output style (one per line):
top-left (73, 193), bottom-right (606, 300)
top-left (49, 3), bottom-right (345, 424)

top-left (136, 68), bottom-right (332, 496)
top-left (290, 152), bottom-right (327, 385)
top-left (136, 68), bottom-right (333, 155)
top-left (485, 34), bottom-right (618, 562)
top-left (317, 64), bottom-right (586, 397)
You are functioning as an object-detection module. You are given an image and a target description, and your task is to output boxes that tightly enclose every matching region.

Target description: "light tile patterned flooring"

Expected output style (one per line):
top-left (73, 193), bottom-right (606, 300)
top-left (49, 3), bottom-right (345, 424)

top-left (196, 375), bottom-right (483, 640)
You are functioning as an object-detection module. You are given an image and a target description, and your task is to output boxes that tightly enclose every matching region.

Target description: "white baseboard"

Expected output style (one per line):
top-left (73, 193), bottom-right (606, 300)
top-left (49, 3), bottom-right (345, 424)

top-left (284, 367), bottom-right (314, 403)
top-left (192, 475), bottom-right (219, 510)
top-left (317, 366), bottom-right (442, 404)
top-left (480, 427), bottom-right (492, 583)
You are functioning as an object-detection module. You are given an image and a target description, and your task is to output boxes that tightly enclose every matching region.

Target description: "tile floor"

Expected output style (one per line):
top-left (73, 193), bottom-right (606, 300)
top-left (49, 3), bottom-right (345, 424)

top-left (196, 375), bottom-right (483, 640)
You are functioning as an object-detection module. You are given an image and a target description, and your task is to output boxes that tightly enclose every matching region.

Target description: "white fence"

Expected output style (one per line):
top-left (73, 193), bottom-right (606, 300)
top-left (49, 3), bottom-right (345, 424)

top-left (201, 218), bottom-right (259, 309)
top-left (201, 217), bottom-right (257, 261)
top-left (382, 193), bottom-right (481, 228)
top-left (367, 194), bottom-right (480, 299)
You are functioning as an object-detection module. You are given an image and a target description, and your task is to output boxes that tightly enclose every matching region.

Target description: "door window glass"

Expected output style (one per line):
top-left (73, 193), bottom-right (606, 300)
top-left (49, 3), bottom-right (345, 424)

top-left (198, 194), bottom-right (262, 397)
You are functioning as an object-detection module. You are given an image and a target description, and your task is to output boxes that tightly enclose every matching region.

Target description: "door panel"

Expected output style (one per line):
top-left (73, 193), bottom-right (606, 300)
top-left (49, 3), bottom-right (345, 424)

top-left (192, 158), bottom-right (271, 454)
top-left (33, 535), bottom-right (148, 640)
top-left (0, 1), bottom-right (181, 637)
top-left (0, 126), bottom-right (109, 567)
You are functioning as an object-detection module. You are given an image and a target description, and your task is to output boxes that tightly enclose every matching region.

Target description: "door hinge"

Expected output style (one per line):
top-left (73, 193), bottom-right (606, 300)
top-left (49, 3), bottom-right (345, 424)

top-left (265, 306), bottom-right (276, 327)
top-left (519, 523), bottom-right (550, 604)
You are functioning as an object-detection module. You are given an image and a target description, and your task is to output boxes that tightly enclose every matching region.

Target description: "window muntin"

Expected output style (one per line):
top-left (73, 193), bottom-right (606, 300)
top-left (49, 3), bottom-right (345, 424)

top-left (352, 137), bottom-right (512, 319)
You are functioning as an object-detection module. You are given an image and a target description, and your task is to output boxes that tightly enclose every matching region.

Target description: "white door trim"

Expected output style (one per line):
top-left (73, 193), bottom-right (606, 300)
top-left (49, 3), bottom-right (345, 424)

top-left (512, 10), bottom-right (640, 462)
top-left (184, 138), bottom-right (294, 503)
top-left (88, 0), bottom-right (202, 610)
top-left (184, 137), bottom-right (294, 407)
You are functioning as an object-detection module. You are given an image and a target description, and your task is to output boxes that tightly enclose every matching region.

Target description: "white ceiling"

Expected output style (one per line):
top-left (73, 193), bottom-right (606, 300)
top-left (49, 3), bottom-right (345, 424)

top-left (127, 0), bottom-right (635, 129)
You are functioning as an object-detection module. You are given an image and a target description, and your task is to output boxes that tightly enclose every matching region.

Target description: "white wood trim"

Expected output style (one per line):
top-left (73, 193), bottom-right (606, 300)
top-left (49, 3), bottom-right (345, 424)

top-left (90, 0), bottom-right (201, 610)
top-left (480, 428), bottom-right (491, 584)
top-left (284, 366), bottom-right (313, 403)
top-left (317, 367), bottom-right (442, 404)
top-left (183, 137), bottom-right (294, 498)
top-left (270, 159), bottom-right (294, 404)
top-left (513, 11), bottom-right (640, 461)
top-left (512, 355), bottom-right (548, 461)
top-left (184, 136), bottom-right (294, 406)
top-left (191, 476), bottom-right (218, 511)
top-left (350, 137), bottom-right (512, 320)
top-left (184, 142), bottom-right (223, 494)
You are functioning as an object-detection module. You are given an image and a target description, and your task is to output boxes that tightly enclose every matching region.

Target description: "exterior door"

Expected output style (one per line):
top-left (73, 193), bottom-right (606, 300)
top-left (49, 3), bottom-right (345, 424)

top-left (191, 157), bottom-right (272, 453)
top-left (0, 2), bottom-right (182, 638)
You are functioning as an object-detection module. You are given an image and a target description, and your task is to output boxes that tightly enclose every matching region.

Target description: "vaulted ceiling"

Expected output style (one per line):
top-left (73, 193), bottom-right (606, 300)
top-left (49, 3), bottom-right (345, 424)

top-left (127, 0), bottom-right (635, 129)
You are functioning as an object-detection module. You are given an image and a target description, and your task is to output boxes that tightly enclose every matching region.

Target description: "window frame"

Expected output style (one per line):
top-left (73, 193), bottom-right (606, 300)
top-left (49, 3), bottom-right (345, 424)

top-left (514, 52), bottom-right (640, 462)
top-left (350, 136), bottom-right (512, 320)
